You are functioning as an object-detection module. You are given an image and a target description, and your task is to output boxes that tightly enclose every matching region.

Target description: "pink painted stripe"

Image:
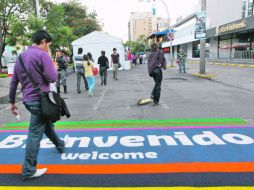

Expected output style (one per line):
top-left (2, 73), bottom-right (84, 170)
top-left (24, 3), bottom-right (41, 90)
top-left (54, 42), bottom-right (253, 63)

top-left (0, 125), bottom-right (253, 133)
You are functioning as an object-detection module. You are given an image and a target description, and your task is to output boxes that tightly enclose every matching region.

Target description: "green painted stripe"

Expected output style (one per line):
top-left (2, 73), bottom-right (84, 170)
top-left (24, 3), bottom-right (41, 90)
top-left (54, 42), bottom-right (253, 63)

top-left (3, 118), bottom-right (246, 127)
top-left (0, 122), bottom-right (248, 131)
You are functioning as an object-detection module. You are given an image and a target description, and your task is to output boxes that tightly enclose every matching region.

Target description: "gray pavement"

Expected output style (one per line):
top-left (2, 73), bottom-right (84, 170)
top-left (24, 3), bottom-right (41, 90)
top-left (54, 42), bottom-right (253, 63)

top-left (1, 63), bottom-right (254, 125)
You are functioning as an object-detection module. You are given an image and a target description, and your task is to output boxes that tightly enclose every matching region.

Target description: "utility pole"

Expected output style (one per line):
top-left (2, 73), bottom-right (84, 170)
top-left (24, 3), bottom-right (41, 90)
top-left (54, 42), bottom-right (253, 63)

top-left (199, 0), bottom-right (206, 74)
top-left (33, 0), bottom-right (40, 17)
top-left (160, 0), bottom-right (173, 67)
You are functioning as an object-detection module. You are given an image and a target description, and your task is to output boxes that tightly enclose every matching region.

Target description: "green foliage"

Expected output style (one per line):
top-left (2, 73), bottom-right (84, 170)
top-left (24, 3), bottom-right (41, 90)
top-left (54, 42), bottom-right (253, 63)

top-left (125, 35), bottom-right (148, 54)
top-left (62, 1), bottom-right (102, 37)
top-left (0, 0), bottom-right (102, 65)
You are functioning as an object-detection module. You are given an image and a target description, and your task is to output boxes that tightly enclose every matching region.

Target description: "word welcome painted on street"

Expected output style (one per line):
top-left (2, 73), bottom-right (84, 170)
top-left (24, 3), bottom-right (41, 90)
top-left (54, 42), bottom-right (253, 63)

top-left (0, 126), bottom-right (254, 164)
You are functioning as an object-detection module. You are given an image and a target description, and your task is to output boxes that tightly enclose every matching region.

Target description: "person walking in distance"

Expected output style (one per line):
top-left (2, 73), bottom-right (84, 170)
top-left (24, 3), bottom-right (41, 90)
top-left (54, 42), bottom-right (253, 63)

top-left (83, 55), bottom-right (95, 96)
top-left (87, 52), bottom-right (94, 62)
top-left (177, 48), bottom-right (187, 73)
top-left (98, 50), bottom-right (109, 85)
top-left (111, 48), bottom-right (120, 80)
top-left (74, 48), bottom-right (89, 93)
top-left (56, 50), bottom-right (68, 94)
top-left (9, 30), bottom-right (68, 180)
top-left (148, 43), bottom-right (167, 106)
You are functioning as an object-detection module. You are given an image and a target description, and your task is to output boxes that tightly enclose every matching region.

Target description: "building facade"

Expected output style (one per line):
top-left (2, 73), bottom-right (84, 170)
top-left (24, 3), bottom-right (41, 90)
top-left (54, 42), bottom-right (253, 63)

top-left (162, 0), bottom-right (254, 63)
top-left (129, 12), bottom-right (157, 41)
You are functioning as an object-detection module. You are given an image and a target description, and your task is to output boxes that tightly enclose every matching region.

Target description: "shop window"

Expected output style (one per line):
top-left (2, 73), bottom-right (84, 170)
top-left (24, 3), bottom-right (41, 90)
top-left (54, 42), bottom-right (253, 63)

top-left (193, 41), bottom-right (200, 58)
top-left (232, 32), bottom-right (251, 58)
top-left (219, 35), bottom-right (231, 58)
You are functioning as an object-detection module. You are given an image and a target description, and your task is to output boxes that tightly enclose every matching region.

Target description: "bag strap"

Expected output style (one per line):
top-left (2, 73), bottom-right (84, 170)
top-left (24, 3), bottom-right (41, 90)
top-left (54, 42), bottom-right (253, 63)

top-left (19, 55), bottom-right (41, 93)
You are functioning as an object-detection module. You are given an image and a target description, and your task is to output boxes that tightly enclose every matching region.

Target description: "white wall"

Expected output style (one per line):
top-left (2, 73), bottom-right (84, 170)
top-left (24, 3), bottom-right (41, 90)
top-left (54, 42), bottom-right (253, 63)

top-left (72, 43), bottom-right (129, 70)
top-left (207, 0), bottom-right (243, 28)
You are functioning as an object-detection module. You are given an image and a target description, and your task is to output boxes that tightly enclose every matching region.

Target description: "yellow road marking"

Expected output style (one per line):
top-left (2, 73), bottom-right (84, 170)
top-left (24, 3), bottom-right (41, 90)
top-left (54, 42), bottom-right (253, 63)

top-left (1, 187), bottom-right (254, 190)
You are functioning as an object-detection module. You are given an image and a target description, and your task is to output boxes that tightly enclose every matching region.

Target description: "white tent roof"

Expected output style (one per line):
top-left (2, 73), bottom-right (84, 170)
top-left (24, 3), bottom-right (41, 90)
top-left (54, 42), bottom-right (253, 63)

top-left (71, 31), bottom-right (131, 70)
top-left (71, 31), bottom-right (123, 46)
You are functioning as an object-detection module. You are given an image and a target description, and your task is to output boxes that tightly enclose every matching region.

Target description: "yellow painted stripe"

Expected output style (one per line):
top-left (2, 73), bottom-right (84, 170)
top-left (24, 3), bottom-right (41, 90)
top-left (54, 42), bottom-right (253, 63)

top-left (1, 187), bottom-right (254, 190)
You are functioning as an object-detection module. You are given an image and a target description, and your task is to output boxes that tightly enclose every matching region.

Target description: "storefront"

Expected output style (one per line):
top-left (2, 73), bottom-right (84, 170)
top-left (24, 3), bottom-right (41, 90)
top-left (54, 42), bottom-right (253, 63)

top-left (207, 15), bottom-right (254, 60)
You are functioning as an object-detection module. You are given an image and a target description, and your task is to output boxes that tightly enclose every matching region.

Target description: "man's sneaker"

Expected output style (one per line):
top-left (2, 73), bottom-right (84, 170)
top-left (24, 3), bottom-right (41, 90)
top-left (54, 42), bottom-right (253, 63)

top-left (153, 102), bottom-right (159, 106)
top-left (57, 135), bottom-right (69, 153)
top-left (23, 168), bottom-right (47, 180)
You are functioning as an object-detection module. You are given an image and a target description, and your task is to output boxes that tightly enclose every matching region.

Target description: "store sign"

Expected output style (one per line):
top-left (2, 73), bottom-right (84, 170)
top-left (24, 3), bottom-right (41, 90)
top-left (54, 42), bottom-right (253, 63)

top-left (195, 11), bottom-right (207, 39)
top-left (216, 20), bottom-right (247, 35)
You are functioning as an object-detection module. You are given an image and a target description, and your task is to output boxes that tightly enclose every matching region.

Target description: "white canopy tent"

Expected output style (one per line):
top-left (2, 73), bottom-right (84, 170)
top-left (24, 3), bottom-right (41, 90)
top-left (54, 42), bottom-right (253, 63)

top-left (71, 31), bottom-right (129, 70)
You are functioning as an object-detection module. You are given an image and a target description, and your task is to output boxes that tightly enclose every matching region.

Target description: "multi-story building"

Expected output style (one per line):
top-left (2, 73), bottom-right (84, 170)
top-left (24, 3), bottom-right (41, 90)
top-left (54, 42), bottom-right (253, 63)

top-left (156, 17), bottom-right (170, 31)
top-left (128, 12), bottom-right (157, 41)
top-left (162, 0), bottom-right (254, 63)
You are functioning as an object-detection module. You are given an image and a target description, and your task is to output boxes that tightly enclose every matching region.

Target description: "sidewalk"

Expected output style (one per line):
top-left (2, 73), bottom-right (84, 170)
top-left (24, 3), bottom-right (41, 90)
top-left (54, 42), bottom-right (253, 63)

top-left (0, 68), bottom-right (74, 110)
top-left (0, 77), bottom-right (12, 110)
top-left (185, 62), bottom-right (254, 92)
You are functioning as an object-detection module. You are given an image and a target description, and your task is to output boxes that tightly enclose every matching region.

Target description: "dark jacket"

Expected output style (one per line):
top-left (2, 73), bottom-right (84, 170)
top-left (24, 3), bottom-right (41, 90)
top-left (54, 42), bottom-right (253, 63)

top-left (147, 50), bottom-right (167, 74)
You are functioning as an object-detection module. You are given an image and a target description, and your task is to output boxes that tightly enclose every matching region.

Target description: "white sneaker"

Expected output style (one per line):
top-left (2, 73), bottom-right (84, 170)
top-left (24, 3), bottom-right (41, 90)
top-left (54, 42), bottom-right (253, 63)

top-left (27, 168), bottom-right (47, 179)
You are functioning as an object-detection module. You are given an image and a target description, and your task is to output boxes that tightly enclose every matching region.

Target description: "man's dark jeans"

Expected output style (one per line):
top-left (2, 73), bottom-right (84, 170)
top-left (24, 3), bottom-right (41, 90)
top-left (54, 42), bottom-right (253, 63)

top-left (77, 68), bottom-right (89, 92)
top-left (99, 67), bottom-right (108, 85)
top-left (22, 101), bottom-right (64, 179)
top-left (151, 67), bottom-right (163, 104)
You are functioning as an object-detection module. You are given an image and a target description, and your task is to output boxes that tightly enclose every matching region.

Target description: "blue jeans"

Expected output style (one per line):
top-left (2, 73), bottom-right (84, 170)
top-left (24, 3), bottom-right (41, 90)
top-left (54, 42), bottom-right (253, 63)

top-left (22, 101), bottom-right (64, 179)
top-left (179, 62), bottom-right (186, 73)
top-left (76, 68), bottom-right (89, 92)
top-left (86, 76), bottom-right (95, 95)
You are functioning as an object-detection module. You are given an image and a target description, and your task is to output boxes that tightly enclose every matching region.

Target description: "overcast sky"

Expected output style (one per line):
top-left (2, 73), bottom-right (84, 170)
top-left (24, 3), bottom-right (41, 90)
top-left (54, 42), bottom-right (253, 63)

top-left (53, 0), bottom-right (199, 41)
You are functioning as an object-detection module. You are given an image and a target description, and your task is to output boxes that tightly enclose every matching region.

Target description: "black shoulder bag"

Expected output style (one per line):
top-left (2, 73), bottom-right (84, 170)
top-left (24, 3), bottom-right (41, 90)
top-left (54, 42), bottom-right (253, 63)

top-left (19, 55), bottom-right (70, 123)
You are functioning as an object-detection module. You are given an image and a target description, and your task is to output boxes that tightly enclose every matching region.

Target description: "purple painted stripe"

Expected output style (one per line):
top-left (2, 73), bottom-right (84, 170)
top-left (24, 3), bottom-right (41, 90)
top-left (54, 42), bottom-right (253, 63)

top-left (0, 125), bottom-right (253, 133)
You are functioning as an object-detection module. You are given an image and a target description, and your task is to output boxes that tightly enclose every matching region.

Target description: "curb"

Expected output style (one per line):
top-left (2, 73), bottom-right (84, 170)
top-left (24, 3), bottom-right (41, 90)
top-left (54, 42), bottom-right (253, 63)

top-left (209, 62), bottom-right (254, 68)
top-left (192, 73), bottom-right (218, 79)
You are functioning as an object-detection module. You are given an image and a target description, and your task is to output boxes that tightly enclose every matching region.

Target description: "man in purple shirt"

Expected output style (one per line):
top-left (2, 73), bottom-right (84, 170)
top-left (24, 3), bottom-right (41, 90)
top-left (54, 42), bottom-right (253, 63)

top-left (9, 30), bottom-right (66, 180)
top-left (148, 43), bottom-right (167, 106)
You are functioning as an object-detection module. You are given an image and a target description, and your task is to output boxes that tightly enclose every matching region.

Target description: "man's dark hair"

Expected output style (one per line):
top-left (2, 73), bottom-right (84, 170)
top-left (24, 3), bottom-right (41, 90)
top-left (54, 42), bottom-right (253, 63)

top-left (32, 30), bottom-right (52, 45)
top-left (78, 48), bottom-right (83, 54)
top-left (87, 52), bottom-right (93, 60)
top-left (113, 48), bottom-right (117, 51)
top-left (101, 50), bottom-right (105, 55)
top-left (151, 43), bottom-right (159, 52)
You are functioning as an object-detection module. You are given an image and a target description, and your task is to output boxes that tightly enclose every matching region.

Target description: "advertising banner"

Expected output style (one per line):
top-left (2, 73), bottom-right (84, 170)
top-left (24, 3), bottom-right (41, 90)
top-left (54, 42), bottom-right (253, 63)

top-left (195, 11), bottom-right (207, 39)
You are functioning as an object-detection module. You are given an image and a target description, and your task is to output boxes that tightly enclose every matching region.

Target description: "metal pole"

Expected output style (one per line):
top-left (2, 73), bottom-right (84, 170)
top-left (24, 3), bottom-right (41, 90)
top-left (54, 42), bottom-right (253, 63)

top-left (34, 0), bottom-right (40, 17)
top-left (160, 0), bottom-right (173, 66)
top-left (199, 0), bottom-right (206, 74)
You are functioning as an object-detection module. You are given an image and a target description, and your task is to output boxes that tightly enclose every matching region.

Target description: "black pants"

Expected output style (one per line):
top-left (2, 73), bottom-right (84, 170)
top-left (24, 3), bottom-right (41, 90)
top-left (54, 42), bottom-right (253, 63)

top-left (151, 68), bottom-right (163, 104)
top-left (100, 67), bottom-right (108, 85)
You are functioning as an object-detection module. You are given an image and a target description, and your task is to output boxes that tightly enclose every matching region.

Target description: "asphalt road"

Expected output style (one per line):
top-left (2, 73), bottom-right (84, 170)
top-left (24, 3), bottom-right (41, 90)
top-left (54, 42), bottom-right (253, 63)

top-left (1, 64), bottom-right (254, 126)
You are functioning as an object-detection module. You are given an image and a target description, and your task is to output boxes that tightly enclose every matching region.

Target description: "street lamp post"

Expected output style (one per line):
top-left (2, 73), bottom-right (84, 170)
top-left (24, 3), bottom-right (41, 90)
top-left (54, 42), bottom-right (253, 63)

top-left (159, 0), bottom-right (173, 67)
top-left (199, 0), bottom-right (206, 74)
top-left (139, 0), bottom-right (173, 66)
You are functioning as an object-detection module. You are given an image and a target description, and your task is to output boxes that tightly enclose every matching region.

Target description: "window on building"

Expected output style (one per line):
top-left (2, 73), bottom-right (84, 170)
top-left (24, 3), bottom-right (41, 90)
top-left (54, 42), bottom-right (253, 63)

top-left (219, 35), bottom-right (231, 58)
top-left (231, 31), bottom-right (251, 58)
top-left (192, 41), bottom-right (200, 58)
top-left (251, 30), bottom-right (254, 50)
top-left (242, 0), bottom-right (254, 18)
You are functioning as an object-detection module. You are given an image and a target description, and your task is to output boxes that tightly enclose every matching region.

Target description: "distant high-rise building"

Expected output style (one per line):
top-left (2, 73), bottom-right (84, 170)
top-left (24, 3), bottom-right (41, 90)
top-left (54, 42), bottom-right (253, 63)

top-left (128, 12), bottom-right (157, 41)
top-left (157, 17), bottom-right (170, 31)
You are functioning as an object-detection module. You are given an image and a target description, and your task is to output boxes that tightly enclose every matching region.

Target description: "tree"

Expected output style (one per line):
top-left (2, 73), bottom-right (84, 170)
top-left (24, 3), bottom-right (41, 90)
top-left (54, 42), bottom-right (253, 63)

top-left (0, 0), bottom-right (31, 69)
top-left (62, 1), bottom-right (102, 38)
top-left (125, 35), bottom-right (148, 54)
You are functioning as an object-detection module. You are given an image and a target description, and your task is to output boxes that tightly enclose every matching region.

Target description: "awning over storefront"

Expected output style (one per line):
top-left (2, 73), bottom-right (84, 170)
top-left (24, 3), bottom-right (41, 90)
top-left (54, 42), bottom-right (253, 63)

top-left (147, 29), bottom-right (176, 39)
top-left (162, 35), bottom-right (198, 48)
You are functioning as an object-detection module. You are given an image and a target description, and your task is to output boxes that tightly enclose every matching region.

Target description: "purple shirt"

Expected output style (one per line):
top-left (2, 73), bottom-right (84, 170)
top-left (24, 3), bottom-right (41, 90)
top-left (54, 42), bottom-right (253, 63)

top-left (9, 46), bottom-right (57, 104)
top-left (147, 50), bottom-right (167, 74)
